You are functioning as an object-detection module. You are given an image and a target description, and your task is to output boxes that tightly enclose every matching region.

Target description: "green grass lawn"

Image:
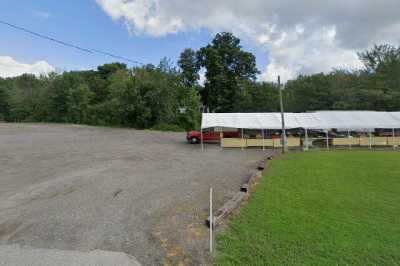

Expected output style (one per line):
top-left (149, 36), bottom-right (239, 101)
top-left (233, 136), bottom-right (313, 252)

top-left (216, 151), bottom-right (400, 265)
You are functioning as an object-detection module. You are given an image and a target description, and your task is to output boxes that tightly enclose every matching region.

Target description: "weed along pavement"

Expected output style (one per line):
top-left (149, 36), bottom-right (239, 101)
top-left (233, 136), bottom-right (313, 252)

top-left (0, 123), bottom-right (265, 265)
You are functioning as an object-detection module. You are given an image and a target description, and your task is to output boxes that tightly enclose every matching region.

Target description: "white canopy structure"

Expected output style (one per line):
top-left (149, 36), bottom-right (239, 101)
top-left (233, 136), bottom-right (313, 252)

top-left (201, 111), bottom-right (400, 130)
top-left (391, 112), bottom-right (400, 123)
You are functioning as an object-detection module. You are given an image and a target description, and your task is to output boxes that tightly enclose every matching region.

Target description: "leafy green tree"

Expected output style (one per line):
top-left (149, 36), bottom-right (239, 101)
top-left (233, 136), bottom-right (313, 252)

top-left (197, 32), bottom-right (259, 112)
top-left (0, 78), bottom-right (10, 120)
top-left (67, 84), bottom-right (94, 123)
top-left (178, 48), bottom-right (200, 87)
top-left (48, 72), bottom-right (86, 122)
top-left (358, 44), bottom-right (400, 73)
top-left (236, 81), bottom-right (280, 112)
top-left (102, 61), bottom-right (201, 130)
top-left (358, 44), bottom-right (400, 110)
top-left (97, 62), bottom-right (128, 79)
top-left (6, 74), bottom-right (47, 121)
top-left (285, 73), bottom-right (333, 112)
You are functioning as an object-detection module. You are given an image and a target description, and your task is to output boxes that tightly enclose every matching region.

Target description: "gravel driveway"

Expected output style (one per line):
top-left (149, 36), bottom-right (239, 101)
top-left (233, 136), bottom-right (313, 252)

top-left (0, 123), bottom-right (266, 265)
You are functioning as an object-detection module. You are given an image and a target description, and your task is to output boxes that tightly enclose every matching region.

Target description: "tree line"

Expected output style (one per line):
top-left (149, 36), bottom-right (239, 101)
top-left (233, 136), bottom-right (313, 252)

top-left (0, 60), bottom-right (201, 131)
top-left (0, 32), bottom-right (399, 131)
top-left (285, 44), bottom-right (400, 112)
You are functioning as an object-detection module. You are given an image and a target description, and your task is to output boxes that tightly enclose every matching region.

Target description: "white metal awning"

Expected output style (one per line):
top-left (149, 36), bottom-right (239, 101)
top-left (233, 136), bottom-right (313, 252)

top-left (201, 111), bottom-right (400, 130)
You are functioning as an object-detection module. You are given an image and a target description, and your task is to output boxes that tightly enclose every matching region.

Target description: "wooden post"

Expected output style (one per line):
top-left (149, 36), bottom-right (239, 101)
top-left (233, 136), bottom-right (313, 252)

top-left (278, 75), bottom-right (287, 153)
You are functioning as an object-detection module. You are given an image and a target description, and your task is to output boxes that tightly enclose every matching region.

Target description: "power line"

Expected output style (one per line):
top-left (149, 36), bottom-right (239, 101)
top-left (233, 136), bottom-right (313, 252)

top-left (0, 19), bottom-right (144, 65)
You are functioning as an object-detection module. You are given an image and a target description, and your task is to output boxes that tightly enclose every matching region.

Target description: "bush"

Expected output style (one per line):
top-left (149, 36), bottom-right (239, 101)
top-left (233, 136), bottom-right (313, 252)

top-left (150, 123), bottom-right (185, 132)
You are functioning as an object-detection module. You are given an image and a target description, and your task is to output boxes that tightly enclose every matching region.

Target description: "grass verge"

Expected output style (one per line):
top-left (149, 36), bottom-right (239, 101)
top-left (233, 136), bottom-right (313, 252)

top-left (216, 151), bottom-right (400, 265)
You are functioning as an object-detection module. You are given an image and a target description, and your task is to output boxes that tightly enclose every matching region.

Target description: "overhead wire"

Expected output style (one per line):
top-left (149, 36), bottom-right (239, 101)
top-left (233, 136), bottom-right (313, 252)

top-left (0, 19), bottom-right (144, 65)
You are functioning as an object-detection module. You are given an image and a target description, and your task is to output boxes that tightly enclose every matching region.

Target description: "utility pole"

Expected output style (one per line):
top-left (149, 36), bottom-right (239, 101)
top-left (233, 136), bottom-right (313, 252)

top-left (278, 76), bottom-right (287, 153)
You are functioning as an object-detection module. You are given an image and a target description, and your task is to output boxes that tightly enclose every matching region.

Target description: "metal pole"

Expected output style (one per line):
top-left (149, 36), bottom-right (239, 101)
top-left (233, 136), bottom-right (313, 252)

top-left (209, 187), bottom-right (213, 253)
top-left (201, 128), bottom-right (204, 151)
top-left (220, 132), bottom-right (223, 151)
top-left (305, 128), bottom-right (309, 151)
top-left (278, 76), bottom-right (286, 153)
top-left (392, 128), bottom-right (396, 150)
top-left (348, 129), bottom-right (352, 150)
top-left (262, 129), bottom-right (265, 151)
top-left (326, 130), bottom-right (329, 150)
top-left (241, 128), bottom-right (244, 151)
top-left (369, 129), bottom-right (372, 150)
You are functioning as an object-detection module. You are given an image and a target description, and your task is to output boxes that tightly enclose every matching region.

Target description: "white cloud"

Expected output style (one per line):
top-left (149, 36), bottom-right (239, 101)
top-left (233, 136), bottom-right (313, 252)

top-left (0, 56), bottom-right (55, 78)
top-left (259, 26), bottom-right (363, 82)
top-left (97, 0), bottom-right (400, 82)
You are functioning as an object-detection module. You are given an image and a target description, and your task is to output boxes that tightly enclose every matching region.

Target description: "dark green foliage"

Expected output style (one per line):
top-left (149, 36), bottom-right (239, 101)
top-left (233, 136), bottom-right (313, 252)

top-left (178, 32), bottom-right (260, 112)
top-left (98, 62), bottom-right (201, 130)
top-left (178, 48), bottom-right (200, 87)
top-left (97, 62), bottom-right (128, 79)
top-left (0, 78), bottom-right (10, 120)
top-left (235, 81), bottom-right (280, 112)
top-left (198, 32), bottom-right (259, 112)
top-left (358, 44), bottom-right (400, 74)
top-left (0, 61), bottom-right (201, 130)
top-left (150, 123), bottom-right (184, 132)
top-left (6, 74), bottom-right (50, 122)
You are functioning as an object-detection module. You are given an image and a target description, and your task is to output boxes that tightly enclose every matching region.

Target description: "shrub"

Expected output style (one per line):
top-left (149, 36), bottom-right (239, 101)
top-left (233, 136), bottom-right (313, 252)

top-left (150, 123), bottom-right (185, 132)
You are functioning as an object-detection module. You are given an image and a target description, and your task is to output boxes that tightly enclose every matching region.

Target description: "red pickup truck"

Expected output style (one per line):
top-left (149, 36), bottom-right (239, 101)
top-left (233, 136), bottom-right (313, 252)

top-left (186, 130), bottom-right (240, 144)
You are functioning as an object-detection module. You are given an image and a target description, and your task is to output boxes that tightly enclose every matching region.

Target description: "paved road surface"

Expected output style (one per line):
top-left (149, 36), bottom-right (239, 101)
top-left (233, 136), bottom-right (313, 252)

top-left (0, 244), bottom-right (141, 266)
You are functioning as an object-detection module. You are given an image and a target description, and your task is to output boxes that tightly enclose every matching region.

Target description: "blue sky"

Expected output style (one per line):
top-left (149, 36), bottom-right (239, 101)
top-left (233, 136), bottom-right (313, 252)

top-left (0, 0), bottom-right (267, 74)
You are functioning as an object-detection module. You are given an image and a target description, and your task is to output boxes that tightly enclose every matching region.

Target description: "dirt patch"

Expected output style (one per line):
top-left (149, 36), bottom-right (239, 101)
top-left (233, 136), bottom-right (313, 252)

top-left (0, 221), bottom-right (23, 240)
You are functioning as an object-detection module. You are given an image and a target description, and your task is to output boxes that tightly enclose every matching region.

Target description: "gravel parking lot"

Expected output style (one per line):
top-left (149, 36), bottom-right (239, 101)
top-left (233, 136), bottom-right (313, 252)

top-left (0, 123), bottom-right (266, 265)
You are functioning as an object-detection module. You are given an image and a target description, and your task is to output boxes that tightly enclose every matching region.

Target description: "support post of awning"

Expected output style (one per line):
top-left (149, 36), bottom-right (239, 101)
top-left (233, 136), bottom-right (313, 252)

top-left (220, 132), bottom-right (223, 151)
top-left (304, 128), bottom-right (309, 151)
top-left (326, 130), bottom-right (329, 150)
top-left (369, 129), bottom-right (373, 150)
top-left (241, 128), bottom-right (244, 151)
top-left (392, 128), bottom-right (396, 150)
top-left (348, 129), bottom-right (352, 150)
top-left (262, 129), bottom-right (265, 151)
top-left (201, 127), bottom-right (204, 151)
